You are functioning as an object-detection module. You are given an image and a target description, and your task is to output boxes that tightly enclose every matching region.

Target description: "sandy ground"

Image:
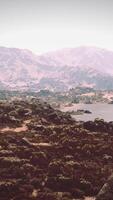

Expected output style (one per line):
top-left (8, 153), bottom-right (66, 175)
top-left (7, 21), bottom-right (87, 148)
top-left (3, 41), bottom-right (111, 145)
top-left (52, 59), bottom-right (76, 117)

top-left (0, 119), bottom-right (31, 133)
top-left (103, 92), bottom-right (113, 100)
top-left (81, 92), bottom-right (95, 97)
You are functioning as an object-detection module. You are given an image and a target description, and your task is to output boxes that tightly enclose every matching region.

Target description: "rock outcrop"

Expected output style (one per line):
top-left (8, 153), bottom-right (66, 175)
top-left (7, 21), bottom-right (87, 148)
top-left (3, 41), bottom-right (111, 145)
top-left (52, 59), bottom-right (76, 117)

top-left (96, 175), bottom-right (113, 200)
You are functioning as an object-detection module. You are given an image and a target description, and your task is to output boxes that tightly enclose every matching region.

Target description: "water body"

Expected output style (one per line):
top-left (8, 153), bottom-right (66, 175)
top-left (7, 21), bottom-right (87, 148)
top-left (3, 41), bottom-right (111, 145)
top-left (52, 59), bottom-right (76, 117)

top-left (62, 103), bottom-right (113, 122)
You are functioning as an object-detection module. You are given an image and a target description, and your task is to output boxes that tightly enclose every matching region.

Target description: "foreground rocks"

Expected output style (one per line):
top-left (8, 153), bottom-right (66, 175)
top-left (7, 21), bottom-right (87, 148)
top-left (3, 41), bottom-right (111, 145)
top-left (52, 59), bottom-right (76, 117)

top-left (96, 175), bottom-right (113, 200)
top-left (83, 119), bottom-right (113, 133)
top-left (0, 99), bottom-right (113, 199)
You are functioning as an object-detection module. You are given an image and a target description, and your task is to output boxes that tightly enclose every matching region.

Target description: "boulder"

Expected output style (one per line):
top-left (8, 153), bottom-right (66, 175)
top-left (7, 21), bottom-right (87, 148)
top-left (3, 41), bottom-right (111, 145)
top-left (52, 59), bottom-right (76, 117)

top-left (96, 174), bottom-right (113, 200)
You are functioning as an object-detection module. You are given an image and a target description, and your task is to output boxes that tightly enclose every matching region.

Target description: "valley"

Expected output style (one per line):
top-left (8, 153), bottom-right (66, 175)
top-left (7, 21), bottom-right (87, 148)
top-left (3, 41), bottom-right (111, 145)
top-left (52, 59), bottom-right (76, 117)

top-left (0, 46), bottom-right (113, 199)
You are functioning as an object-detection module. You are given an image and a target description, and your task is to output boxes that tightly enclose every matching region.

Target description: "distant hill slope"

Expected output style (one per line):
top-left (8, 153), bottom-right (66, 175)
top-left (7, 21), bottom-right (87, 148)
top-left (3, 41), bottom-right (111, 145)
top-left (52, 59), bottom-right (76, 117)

top-left (0, 46), bottom-right (113, 91)
top-left (39, 46), bottom-right (113, 74)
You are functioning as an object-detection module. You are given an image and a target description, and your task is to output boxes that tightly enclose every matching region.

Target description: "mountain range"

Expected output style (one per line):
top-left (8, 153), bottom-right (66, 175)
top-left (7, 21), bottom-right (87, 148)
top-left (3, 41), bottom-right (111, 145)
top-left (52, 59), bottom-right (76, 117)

top-left (0, 46), bottom-right (113, 91)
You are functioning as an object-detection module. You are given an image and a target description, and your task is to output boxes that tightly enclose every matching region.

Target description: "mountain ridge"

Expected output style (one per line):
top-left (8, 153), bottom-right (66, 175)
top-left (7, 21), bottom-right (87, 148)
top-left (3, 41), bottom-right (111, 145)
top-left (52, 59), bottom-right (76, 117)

top-left (38, 46), bottom-right (113, 74)
top-left (0, 46), bottom-right (113, 91)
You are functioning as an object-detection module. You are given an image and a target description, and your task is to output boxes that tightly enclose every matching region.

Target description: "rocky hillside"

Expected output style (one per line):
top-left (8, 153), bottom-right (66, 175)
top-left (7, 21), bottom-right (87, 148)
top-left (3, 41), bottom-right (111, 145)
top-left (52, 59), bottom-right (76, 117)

top-left (0, 99), bottom-right (113, 199)
top-left (39, 46), bottom-right (113, 74)
top-left (0, 46), bottom-right (113, 91)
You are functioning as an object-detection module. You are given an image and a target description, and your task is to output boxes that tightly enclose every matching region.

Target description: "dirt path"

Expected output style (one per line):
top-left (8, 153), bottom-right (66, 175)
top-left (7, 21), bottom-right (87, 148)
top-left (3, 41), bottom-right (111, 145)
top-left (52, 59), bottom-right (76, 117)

top-left (0, 122), bottom-right (78, 134)
top-left (0, 119), bottom-right (31, 133)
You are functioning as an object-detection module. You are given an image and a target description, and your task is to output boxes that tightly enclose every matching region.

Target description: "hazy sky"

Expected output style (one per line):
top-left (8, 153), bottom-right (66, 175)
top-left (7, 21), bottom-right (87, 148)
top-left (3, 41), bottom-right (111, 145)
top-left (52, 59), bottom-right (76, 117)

top-left (0, 0), bottom-right (113, 54)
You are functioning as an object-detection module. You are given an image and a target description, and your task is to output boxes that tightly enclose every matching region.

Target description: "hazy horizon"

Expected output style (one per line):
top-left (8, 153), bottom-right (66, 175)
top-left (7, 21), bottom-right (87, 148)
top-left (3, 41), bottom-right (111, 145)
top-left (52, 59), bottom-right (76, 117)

top-left (0, 0), bottom-right (113, 53)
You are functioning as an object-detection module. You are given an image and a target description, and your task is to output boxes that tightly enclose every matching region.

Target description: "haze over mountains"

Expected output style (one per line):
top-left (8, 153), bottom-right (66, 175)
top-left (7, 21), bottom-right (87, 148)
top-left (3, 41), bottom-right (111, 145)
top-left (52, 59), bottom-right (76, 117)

top-left (0, 46), bottom-right (113, 91)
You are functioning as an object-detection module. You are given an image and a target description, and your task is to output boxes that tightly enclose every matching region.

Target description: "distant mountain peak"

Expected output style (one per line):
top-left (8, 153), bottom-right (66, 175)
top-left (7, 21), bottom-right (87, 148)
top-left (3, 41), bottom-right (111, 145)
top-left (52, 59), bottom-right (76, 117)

top-left (38, 46), bottom-right (113, 74)
top-left (0, 46), bottom-right (113, 91)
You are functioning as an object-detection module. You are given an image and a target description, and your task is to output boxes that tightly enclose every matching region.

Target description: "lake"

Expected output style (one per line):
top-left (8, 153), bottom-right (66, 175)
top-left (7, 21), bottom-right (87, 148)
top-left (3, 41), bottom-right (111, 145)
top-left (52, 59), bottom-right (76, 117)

top-left (61, 103), bottom-right (113, 122)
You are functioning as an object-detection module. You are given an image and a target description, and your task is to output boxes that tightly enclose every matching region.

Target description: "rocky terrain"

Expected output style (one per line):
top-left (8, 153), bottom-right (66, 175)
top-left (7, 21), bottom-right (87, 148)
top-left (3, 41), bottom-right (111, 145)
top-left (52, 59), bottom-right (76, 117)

top-left (0, 98), bottom-right (113, 199)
